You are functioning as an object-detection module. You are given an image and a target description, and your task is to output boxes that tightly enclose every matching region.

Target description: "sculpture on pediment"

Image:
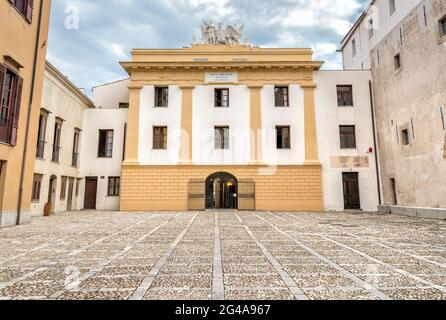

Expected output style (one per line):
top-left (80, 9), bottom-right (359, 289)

top-left (193, 21), bottom-right (249, 46)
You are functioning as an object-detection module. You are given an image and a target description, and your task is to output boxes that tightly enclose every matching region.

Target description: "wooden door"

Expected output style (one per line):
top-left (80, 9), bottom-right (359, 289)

top-left (188, 180), bottom-right (205, 211)
top-left (343, 173), bottom-right (361, 210)
top-left (238, 180), bottom-right (255, 211)
top-left (67, 177), bottom-right (75, 211)
top-left (84, 177), bottom-right (97, 210)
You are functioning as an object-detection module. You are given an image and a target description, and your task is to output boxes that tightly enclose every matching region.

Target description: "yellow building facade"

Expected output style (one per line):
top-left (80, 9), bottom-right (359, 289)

top-left (0, 0), bottom-right (52, 227)
top-left (119, 45), bottom-right (324, 211)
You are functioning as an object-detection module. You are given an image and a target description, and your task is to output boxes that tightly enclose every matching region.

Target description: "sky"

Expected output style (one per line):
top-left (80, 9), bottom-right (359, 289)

top-left (47, 0), bottom-right (369, 94)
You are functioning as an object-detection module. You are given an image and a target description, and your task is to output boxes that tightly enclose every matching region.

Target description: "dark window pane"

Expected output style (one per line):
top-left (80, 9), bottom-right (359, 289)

top-left (215, 89), bottom-right (229, 107)
top-left (155, 87), bottom-right (169, 107)
top-left (153, 127), bottom-right (168, 149)
top-left (108, 177), bottom-right (120, 196)
top-left (52, 121), bottom-right (62, 162)
top-left (401, 129), bottom-right (410, 145)
top-left (215, 127), bottom-right (229, 149)
top-left (276, 126), bottom-right (291, 149)
top-left (337, 85), bottom-right (353, 106)
top-left (36, 113), bottom-right (47, 158)
top-left (32, 174), bottom-right (42, 202)
top-left (275, 86), bottom-right (289, 107)
top-left (340, 126), bottom-right (356, 149)
top-left (98, 130), bottom-right (113, 157)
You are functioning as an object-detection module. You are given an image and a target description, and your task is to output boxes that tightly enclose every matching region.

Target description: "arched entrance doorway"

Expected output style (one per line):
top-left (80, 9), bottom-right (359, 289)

top-left (205, 172), bottom-right (238, 209)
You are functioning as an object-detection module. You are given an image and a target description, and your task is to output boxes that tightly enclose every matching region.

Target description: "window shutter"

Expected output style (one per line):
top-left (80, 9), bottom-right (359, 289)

top-left (0, 64), bottom-right (5, 108)
top-left (10, 76), bottom-right (23, 146)
top-left (26, 0), bottom-right (34, 23)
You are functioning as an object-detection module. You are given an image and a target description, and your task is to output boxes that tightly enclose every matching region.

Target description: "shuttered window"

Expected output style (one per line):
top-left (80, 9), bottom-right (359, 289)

top-left (0, 64), bottom-right (23, 146)
top-left (9, 0), bottom-right (34, 23)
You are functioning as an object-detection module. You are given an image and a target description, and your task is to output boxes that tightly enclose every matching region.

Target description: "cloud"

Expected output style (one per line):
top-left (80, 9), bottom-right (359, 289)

top-left (47, 0), bottom-right (369, 94)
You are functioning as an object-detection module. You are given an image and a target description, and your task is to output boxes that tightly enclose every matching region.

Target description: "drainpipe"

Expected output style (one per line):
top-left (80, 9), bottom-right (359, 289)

top-left (369, 80), bottom-right (382, 206)
top-left (17, 0), bottom-right (45, 225)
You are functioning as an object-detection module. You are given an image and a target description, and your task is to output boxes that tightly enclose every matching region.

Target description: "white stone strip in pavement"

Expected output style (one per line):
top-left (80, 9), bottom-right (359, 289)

top-left (234, 212), bottom-right (309, 300)
top-left (49, 218), bottom-right (171, 299)
top-left (282, 212), bottom-right (446, 269)
top-left (266, 212), bottom-right (288, 222)
top-left (0, 216), bottom-right (157, 290)
top-left (0, 228), bottom-right (96, 267)
top-left (129, 212), bottom-right (199, 300)
top-left (212, 212), bottom-right (225, 300)
top-left (253, 213), bottom-right (392, 300)
top-left (286, 212), bottom-right (446, 251)
top-left (66, 216), bottom-right (157, 257)
top-left (319, 234), bottom-right (446, 294)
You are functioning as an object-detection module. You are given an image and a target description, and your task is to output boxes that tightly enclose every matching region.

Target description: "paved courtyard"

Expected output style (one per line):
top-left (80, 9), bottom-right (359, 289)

top-left (0, 211), bottom-right (445, 300)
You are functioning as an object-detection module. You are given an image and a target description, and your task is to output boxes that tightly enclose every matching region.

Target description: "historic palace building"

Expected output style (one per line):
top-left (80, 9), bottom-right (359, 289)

top-left (25, 23), bottom-right (381, 219)
top-left (111, 26), bottom-right (379, 212)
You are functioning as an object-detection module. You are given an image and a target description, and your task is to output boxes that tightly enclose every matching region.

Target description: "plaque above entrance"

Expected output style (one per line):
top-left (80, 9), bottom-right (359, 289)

top-left (205, 72), bottom-right (238, 84)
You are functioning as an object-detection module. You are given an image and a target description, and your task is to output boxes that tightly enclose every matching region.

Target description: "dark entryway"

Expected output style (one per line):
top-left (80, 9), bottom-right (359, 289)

top-left (206, 172), bottom-right (238, 209)
top-left (84, 177), bottom-right (98, 210)
top-left (343, 172), bottom-right (361, 210)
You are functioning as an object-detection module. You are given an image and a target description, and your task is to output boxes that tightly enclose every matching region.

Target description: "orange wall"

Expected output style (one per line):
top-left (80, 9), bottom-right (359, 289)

top-left (0, 0), bottom-right (52, 214)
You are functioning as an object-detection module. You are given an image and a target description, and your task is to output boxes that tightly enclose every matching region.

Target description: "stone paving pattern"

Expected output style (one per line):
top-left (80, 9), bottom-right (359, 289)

top-left (0, 211), bottom-right (445, 300)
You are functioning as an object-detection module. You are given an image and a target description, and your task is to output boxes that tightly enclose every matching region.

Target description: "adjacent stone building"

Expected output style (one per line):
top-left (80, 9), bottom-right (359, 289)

top-left (31, 62), bottom-right (94, 217)
top-left (341, 0), bottom-right (446, 216)
top-left (0, 0), bottom-right (52, 227)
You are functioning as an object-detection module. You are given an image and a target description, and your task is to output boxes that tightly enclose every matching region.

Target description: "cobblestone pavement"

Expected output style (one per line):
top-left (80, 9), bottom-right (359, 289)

top-left (0, 211), bottom-right (445, 300)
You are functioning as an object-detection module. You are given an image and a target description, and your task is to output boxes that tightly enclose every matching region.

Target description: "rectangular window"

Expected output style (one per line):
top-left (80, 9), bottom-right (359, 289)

top-left (72, 129), bottom-right (80, 167)
top-left (98, 130), bottom-right (114, 157)
top-left (0, 65), bottom-right (23, 146)
top-left (389, 0), bottom-right (396, 15)
top-left (52, 120), bottom-right (62, 162)
top-left (60, 176), bottom-right (67, 200)
top-left (10, 0), bottom-right (33, 23)
top-left (274, 86), bottom-right (289, 107)
top-left (155, 87), bottom-right (169, 107)
top-left (337, 85), bottom-right (353, 106)
top-left (36, 112), bottom-right (47, 158)
top-left (31, 174), bottom-right (42, 202)
top-left (108, 177), bottom-right (121, 197)
top-left (394, 53), bottom-right (402, 70)
top-left (401, 129), bottom-right (410, 145)
top-left (153, 126), bottom-right (168, 149)
top-left (352, 39), bottom-right (357, 57)
top-left (340, 126), bottom-right (357, 149)
top-left (75, 178), bottom-right (82, 197)
top-left (440, 16), bottom-right (446, 36)
top-left (276, 126), bottom-right (291, 149)
top-left (215, 89), bottom-right (229, 108)
top-left (214, 126), bottom-right (230, 149)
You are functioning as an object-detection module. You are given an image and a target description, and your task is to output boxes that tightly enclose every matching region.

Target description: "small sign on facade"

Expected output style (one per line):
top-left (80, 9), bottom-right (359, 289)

top-left (330, 156), bottom-right (370, 168)
top-left (205, 72), bottom-right (238, 84)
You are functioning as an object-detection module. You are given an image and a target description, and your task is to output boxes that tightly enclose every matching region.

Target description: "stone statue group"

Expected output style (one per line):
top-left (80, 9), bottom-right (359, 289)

top-left (195, 21), bottom-right (248, 45)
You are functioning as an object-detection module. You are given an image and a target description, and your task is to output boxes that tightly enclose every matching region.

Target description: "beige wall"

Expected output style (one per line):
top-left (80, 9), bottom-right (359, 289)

top-left (371, 0), bottom-right (446, 208)
top-left (0, 0), bottom-right (51, 227)
top-left (32, 63), bottom-right (94, 216)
